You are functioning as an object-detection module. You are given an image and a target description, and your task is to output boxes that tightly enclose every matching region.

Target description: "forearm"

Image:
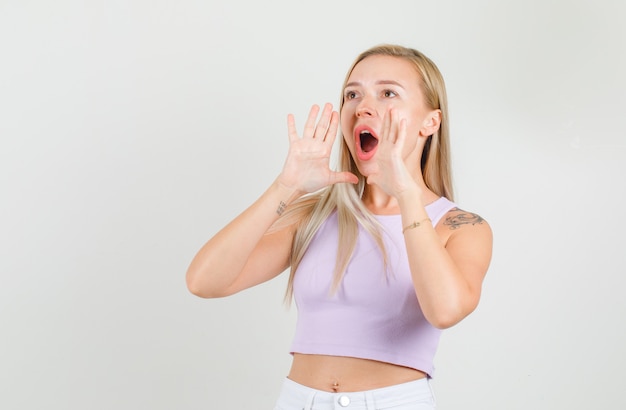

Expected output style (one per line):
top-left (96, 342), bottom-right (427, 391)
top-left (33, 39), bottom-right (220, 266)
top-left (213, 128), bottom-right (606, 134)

top-left (186, 103), bottom-right (357, 297)
top-left (185, 178), bottom-right (301, 297)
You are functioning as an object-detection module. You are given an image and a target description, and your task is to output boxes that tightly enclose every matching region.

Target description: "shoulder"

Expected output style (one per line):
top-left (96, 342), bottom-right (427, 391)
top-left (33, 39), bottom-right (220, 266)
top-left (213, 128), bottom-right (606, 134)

top-left (442, 207), bottom-right (489, 231)
top-left (435, 206), bottom-right (492, 247)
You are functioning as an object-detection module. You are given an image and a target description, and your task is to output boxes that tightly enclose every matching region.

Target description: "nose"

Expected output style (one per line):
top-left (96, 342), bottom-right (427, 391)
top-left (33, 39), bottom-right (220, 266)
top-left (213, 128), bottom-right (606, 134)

top-left (356, 106), bottom-right (374, 117)
top-left (356, 99), bottom-right (376, 118)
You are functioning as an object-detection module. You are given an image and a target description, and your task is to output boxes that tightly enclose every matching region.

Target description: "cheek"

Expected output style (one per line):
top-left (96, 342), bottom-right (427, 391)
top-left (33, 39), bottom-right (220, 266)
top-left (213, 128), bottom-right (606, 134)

top-left (402, 121), bottom-right (421, 151)
top-left (340, 118), bottom-right (352, 144)
top-left (404, 116), bottom-right (423, 138)
top-left (342, 131), bottom-right (355, 154)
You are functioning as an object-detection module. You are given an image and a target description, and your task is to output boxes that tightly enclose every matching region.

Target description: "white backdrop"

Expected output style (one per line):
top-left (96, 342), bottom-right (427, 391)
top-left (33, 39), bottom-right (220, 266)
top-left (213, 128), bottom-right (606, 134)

top-left (1, 1), bottom-right (625, 409)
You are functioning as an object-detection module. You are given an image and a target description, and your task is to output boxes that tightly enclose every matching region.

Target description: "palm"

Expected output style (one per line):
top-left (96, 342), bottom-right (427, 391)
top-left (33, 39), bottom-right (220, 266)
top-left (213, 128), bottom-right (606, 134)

top-left (279, 104), bottom-right (357, 195)
top-left (367, 109), bottom-right (417, 197)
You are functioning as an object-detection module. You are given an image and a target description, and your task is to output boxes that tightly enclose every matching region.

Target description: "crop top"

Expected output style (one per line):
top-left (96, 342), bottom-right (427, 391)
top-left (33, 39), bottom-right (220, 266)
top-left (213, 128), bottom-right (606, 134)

top-left (289, 196), bottom-right (457, 377)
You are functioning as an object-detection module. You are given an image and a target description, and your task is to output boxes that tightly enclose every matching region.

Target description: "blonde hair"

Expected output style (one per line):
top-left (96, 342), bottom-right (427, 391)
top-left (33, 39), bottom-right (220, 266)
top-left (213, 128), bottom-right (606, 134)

top-left (281, 44), bottom-right (453, 302)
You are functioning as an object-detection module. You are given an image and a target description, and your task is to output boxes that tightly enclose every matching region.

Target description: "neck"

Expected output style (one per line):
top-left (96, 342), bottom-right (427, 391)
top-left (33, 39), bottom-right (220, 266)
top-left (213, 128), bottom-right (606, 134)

top-left (362, 181), bottom-right (439, 215)
top-left (362, 185), bottom-right (400, 214)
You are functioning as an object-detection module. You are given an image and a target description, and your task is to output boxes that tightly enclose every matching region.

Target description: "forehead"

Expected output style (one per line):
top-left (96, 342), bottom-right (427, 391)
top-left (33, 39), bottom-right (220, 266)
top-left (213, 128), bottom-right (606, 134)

top-left (347, 55), bottom-right (420, 85)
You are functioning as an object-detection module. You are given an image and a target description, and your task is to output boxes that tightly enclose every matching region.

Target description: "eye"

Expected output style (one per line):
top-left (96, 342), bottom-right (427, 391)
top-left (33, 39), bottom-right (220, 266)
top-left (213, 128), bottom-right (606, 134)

top-left (383, 89), bottom-right (397, 98)
top-left (344, 90), bottom-right (358, 100)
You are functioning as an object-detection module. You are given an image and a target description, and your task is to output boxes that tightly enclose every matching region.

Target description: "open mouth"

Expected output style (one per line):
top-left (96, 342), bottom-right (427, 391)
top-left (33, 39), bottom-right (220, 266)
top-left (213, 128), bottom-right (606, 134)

top-left (359, 130), bottom-right (379, 153)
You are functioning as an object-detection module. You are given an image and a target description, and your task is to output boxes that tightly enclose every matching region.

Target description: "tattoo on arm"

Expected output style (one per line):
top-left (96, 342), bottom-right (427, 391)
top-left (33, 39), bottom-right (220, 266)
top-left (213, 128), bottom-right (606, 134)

top-left (443, 208), bottom-right (485, 230)
top-left (276, 201), bottom-right (287, 216)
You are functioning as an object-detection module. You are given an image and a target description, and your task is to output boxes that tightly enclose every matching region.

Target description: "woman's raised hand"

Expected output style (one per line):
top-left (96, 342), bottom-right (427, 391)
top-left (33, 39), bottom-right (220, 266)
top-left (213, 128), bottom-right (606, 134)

top-left (366, 107), bottom-right (418, 198)
top-left (278, 103), bottom-right (358, 196)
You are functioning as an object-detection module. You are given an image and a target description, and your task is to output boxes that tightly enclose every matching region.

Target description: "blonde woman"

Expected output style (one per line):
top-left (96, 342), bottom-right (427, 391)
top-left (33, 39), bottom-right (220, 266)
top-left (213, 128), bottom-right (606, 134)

top-left (186, 44), bottom-right (493, 410)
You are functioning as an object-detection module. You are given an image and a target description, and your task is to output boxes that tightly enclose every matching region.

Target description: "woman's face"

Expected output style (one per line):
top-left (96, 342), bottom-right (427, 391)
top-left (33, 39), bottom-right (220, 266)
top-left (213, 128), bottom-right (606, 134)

top-left (340, 55), bottom-right (438, 177)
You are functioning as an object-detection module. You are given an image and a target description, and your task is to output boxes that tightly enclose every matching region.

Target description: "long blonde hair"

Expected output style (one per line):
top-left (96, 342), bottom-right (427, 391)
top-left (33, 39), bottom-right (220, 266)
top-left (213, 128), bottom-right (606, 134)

top-left (281, 44), bottom-right (453, 302)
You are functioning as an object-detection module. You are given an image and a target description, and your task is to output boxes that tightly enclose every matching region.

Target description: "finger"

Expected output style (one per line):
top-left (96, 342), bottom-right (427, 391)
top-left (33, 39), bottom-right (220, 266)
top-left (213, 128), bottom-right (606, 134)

top-left (328, 171), bottom-right (359, 186)
top-left (313, 103), bottom-right (333, 139)
top-left (287, 113), bottom-right (298, 143)
top-left (381, 107), bottom-right (393, 142)
top-left (323, 111), bottom-right (340, 143)
top-left (395, 118), bottom-right (407, 148)
top-left (389, 108), bottom-right (399, 143)
top-left (303, 104), bottom-right (321, 138)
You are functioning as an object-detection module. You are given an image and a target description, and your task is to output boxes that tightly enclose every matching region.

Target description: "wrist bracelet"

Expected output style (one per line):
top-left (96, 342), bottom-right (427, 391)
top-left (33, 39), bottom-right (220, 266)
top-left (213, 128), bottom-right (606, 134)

top-left (402, 218), bottom-right (432, 233)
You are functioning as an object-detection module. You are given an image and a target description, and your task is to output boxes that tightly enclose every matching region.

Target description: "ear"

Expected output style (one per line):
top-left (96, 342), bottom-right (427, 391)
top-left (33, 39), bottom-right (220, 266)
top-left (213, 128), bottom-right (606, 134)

top-left (419, 109), bottom-right (442, 137)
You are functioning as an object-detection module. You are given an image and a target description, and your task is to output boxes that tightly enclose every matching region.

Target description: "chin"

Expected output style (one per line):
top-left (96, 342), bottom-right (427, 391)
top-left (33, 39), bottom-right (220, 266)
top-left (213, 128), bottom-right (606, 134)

top-left (353, 162), bottom-right (377, 178)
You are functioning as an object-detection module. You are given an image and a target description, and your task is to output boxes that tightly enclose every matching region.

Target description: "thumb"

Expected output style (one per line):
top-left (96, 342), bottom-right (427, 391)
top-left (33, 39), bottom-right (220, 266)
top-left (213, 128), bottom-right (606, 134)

top-left (329, 171), bottom-right (359, 185)
top-left (365, 174), bottom-right (378, 186)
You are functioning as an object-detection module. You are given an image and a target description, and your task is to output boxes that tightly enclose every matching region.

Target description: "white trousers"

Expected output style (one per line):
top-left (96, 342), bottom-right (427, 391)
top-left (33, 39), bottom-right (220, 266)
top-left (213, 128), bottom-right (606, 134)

top-left (273, 377), bottom-right (436, 410)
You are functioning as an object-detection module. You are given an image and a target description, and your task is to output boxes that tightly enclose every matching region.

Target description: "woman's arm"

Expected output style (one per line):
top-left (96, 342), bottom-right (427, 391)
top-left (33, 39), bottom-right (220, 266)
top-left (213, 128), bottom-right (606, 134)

top-left (185, 180), bottom-right (300, 298)
top-left (368, 108), bottom-right (493, 328)
top-left (398, 194), bottom-right (493, 329)
top-left (185, 103), bottom-right (358, 298)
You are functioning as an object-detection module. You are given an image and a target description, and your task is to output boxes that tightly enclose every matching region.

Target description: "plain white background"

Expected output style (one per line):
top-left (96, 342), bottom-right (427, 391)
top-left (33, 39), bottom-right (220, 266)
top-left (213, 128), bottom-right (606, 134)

top-left (1, 0), bottom-right (625, 409)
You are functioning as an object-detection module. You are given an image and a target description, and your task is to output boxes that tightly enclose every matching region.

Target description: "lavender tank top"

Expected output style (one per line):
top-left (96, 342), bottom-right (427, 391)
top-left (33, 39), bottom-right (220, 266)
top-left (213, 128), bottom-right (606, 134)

top-left (289, 197), bottom-right (457, 377)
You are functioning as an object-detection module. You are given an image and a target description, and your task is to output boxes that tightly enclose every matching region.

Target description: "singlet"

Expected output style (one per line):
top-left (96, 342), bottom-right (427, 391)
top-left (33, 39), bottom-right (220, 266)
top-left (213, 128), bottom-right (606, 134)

top-left (289, 196), bottom-right (457, 377)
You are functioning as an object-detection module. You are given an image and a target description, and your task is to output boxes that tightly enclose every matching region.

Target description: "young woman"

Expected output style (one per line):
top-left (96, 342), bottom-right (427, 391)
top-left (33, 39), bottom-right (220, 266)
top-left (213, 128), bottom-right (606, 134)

top-left (186, 44), bottom-right (493, 410)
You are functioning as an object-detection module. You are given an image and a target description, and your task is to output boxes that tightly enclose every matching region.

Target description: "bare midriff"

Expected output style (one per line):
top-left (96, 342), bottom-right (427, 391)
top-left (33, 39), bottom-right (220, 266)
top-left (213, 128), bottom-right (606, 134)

top-left (287, 353), bottom-right (427, 393)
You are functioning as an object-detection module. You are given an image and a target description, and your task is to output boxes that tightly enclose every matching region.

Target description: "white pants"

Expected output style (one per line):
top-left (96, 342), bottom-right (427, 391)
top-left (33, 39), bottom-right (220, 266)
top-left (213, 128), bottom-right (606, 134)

top-left (273, 377), bottom-right (436, 410)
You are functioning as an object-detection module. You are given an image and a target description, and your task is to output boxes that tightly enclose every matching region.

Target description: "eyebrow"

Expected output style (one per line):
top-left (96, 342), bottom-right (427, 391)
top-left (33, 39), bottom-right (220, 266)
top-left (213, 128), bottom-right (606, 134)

top-left (344, 80), bottom-right (406, 89)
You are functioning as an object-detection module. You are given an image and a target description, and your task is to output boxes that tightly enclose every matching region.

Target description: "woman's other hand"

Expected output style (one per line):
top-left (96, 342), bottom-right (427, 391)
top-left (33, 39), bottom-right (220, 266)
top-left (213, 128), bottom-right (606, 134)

top-left (366, 107), bottom-right (419, 199)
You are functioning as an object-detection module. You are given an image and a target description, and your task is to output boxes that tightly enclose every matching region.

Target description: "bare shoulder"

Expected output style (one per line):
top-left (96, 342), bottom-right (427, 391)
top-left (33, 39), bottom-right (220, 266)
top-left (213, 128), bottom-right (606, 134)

top-left (436, 207), bottom-right (492, 247)
top-left (436, 207), bottom-right (493, 280)
top-left (443, 207), bottom-right (489, 231)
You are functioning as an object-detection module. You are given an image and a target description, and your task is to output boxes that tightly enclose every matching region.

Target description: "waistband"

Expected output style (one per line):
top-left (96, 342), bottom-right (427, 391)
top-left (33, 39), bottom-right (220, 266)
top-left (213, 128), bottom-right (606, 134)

top-left (274, 377), bottom-right (435, 410)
